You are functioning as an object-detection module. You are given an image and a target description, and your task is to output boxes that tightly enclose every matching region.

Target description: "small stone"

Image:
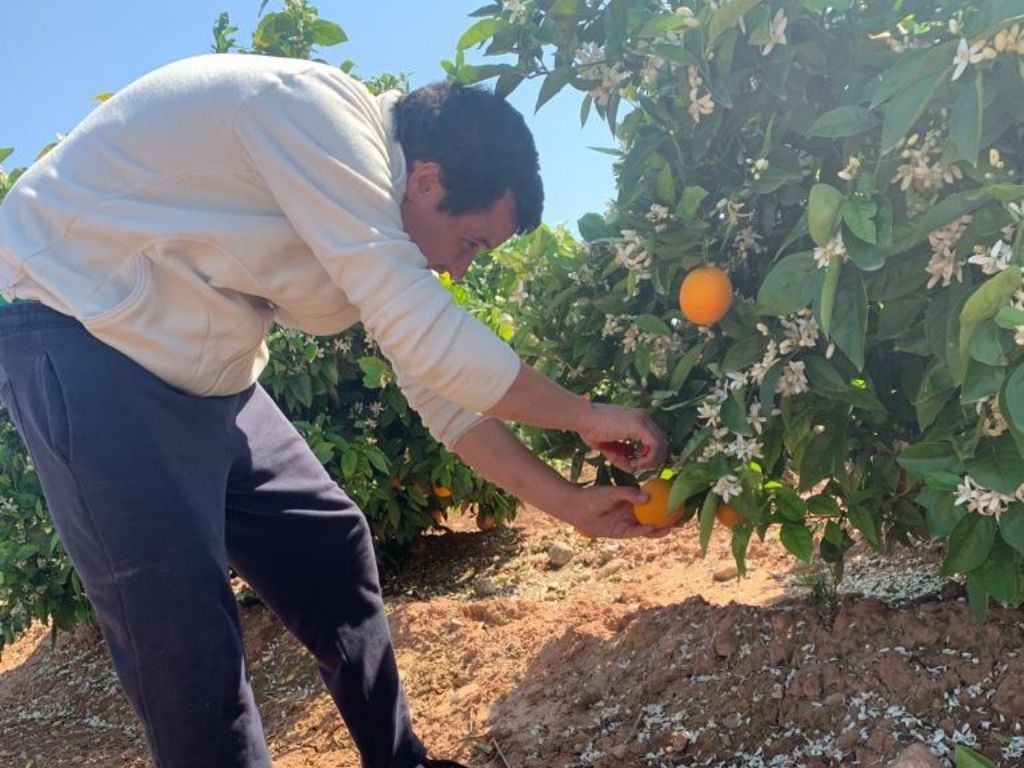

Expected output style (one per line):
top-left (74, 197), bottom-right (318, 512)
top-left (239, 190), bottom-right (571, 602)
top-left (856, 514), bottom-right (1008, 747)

top-left (713, 632), bottom-right (738, 657)
top-left (824, 692), bottom-right (845, 707)
top-left (610, 744), bottom-right (627, 759)
top-left (770, 683), bottom-right (784, 700)
top-left (599, 558), bottom-right (627, 577)
top-left (713, 566), bottom-right (738, 582)
top-left (723, 712), bottom-right (743, 729)
top-left (473, 578), bottom-right (499, 597)
top-left (548, 541), bottom-right (574, 569)
top-left (887, 743), bottom-right (941, 768)
top-left (669, 731), bottom-right (689, 751)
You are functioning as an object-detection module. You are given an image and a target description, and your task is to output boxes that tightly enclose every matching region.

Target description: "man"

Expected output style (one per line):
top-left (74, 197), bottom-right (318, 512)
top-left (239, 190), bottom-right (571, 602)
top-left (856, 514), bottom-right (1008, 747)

top-left (0, 53), bottom-right (668, 768)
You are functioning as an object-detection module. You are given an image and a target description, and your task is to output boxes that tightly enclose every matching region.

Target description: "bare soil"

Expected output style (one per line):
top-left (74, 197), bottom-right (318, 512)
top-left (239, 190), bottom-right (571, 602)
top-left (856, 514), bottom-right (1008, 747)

top-left (1, 503), bottom-right (1023, 767)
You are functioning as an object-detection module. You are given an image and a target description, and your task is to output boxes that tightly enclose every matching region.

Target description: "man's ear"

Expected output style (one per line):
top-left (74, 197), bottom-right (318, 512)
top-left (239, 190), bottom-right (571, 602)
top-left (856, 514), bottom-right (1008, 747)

top-left (405, 161), bottom-right (446, 205)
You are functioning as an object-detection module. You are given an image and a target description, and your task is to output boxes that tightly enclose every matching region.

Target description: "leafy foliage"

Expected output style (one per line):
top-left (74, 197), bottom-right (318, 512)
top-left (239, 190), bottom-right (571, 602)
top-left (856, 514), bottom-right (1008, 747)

top-left (455, 0), bottom-right (1024, 618)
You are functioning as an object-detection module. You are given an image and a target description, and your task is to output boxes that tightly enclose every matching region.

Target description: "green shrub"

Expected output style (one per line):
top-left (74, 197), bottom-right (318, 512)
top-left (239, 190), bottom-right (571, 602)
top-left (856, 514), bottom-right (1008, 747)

top-left (455, 0), bottom-right (1024, 619)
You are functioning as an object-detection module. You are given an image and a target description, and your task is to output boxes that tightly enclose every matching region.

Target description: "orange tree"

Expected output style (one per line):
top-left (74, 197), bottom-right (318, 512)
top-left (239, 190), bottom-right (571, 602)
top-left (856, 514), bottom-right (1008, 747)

top-left (453, 0), bottom-right (1024, 619)
top-left (0, 0), bottom-right (523, 651)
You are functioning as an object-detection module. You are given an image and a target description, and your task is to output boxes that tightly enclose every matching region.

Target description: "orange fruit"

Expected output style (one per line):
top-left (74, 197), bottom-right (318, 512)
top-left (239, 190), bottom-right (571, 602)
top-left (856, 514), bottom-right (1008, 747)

top-left (715, 503), bottom-right (744, 528)
top-left (632, 477), bottom-right (684, 528)
top-left (433, 484), bottom-right (452, 498)
top-left (678, 266), bottom-right (733, 326)
top-left (476, 511), bottom-right (497, 532)
top-left (389, 475), bottom-right (403, 490)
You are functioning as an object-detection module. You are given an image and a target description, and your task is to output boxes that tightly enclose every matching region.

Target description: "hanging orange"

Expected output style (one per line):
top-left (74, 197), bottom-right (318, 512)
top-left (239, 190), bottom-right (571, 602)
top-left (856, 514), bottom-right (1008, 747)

top-left (715, 503), bottom-right (744, 528)
top-left (632, 478), bottom-right (685, 528)
top-left (678, 266), bottom-right (733, 325)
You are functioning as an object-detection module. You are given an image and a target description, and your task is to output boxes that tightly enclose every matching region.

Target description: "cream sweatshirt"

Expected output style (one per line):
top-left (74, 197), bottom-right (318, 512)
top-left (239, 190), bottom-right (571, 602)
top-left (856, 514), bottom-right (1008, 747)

top-left (0, 54), bottom-right (522, 448)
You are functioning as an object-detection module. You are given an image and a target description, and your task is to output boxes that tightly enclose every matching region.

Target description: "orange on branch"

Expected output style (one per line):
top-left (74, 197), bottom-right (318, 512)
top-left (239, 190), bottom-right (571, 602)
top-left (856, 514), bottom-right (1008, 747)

top-left (433, 484), bottom-right (452, 498)
top-left (678, 266), bottom-right (733, 326)
top-left (715, 503), bottom-right (744, 528)
top-left (632, 477), bottom-right (684, 528)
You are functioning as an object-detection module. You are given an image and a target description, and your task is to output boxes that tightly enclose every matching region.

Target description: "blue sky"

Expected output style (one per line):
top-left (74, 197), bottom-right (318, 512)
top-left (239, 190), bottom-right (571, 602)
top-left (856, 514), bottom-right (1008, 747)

top-left (0, 1), bottom-right (616, 233)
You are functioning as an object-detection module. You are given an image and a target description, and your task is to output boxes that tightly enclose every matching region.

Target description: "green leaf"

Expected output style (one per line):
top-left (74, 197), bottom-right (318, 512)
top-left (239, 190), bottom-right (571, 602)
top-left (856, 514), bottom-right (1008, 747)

top-left (953, 745), bottom-right (998, 768)
top-left (808, 184), bottom-right (844, 247)
top-left (311, 19), bottom-right (347, 46)
top-left (0, 148), bottom-right (12, 165)
top-left (819, 254), bottom-right (842, 334)
top-left (898, 442), bottom-right (962, 477)
top-left (635, 314), bottom-right (671, 336)
top-left (840, 199), bottom-right (878, 245)
top-left (709, 0), bottom-right (762, 42)
top-left (668, 464), bottom-right (714, 513)
top-left (656, 164), bottom-right (676, 206)
top-left (995, 305), bottom-right (1024, 329)
top-left (918, 487), bottom-right (965, 538)
top-left (699, 490), bottom-right (718, 556)
top-left (880, 69), bottom-right (945, 155)
top-left (973, 536), bottom-right (1021, 606)
top-left (961, 359), bottom-right (1005, 404)
top-left (341, 448), bottom-right (358, 478)
top-left (848, 504), bottom-right (881, 548)
top-left (829, 265), bottom-right (868, 370)
top-left (807, 106), bottom-right (881, 138)
top-left (536, 66), bottom-right (576, 111)
top-left (756, 252), bottom-right (824, 315)
top-left (1001, 504), bottom-right (1024, 556)
top-left (958, 266), bottom-right (1021, 380)
top-left (780, 524), bottom-right (813, 562)
top-left (1000, 362), bottom-right (1024, 456)
top-left (948, 70), bottom-right (984, 166)
top-left (669, 343), bottom-right (705, 391)
top-left (458, 18), bottom-right (502, 50)
top-left (638, 12), bottom-right (691, 38)
top-left (968, 323), bottom-right (1008, 367)
top-left (869, 42), bottom-right (957, 109)
top-left (677, 186), bottom-right (709, 220)
top-left (722, 335), bottom-right (764, 373)
top-left (965, 436), bottom-right (1024, 497)
top-left (774, 487), bottom-right (807, 522)
top-left (943, 513), bottom-right (998, 575)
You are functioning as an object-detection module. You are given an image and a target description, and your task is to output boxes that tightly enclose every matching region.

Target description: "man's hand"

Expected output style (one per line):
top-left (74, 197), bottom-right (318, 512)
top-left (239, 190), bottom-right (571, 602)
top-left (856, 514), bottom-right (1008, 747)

top-left (563, 484), bottom-right (673, 539)
top-left (577, 401), bottom-right (668, 473)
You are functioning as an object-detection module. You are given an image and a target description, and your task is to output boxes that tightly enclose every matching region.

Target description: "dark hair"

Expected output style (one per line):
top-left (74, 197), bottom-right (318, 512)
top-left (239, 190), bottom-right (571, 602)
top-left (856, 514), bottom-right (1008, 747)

top-left (393, 82), bottom-right (543, 233)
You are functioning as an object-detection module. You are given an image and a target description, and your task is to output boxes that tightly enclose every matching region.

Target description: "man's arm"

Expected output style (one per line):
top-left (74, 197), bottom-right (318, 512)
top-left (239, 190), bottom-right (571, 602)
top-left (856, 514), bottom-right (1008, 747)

top-left (451, 417), bottom-right (669, 539)
top-left (482, 363), bottom-right (668, 472)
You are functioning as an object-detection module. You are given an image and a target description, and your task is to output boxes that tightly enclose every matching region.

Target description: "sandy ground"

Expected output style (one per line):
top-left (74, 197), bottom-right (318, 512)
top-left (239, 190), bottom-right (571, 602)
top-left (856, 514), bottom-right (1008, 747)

top-left (1, 503), bottom-right (1022, 767)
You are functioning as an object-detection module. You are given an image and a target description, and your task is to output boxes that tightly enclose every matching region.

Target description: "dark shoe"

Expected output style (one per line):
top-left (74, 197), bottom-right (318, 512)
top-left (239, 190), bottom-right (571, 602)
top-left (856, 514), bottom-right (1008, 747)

top-left (420, 760), bottom-right (471, 768)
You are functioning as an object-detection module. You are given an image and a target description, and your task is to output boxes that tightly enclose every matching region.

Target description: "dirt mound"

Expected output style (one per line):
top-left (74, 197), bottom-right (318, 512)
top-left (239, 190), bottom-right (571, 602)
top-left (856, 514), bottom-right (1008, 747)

top-left (1, 504), bottom-right (1022, 767)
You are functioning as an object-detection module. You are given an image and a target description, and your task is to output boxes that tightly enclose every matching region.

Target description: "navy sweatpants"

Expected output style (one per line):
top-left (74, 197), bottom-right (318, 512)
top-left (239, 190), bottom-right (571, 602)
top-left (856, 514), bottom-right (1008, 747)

top-left (0, 302), bottom-right (426, 768)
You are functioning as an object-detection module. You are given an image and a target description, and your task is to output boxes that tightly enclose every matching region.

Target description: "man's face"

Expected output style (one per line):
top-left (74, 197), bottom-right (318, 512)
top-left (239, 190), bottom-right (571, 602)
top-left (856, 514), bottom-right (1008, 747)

top-left (400, 162), bottom-right (518, 281)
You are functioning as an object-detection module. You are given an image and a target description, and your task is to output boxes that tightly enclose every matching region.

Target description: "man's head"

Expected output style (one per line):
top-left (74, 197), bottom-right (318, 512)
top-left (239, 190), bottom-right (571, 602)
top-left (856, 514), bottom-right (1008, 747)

top-left (394, 82), bottom-right (543, 279)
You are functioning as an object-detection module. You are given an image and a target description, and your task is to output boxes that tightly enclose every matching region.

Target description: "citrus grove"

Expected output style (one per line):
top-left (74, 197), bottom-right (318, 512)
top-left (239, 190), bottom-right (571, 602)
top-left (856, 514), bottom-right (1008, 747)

top-left (1, 0), bottom-right (1023, 662)
top-left (448, 0), bottom-right (1024, 623)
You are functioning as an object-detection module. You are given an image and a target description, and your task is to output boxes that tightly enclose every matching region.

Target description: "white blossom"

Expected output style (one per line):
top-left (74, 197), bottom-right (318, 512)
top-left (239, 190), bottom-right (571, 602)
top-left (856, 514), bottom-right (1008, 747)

top-left (953, 475), bottom-right (1021, 519)
top-left (776, 360), bottom-right (809, 397)
top-left (761, 9), bottom-right (788, 56)
top-left (713, 474), bottom-right (744, 503)
top-left (612, 229), bottom-right (653, 282)
top-left (725, 433), bottom-right (763, 462)
top-left (925, 216), bottom-right (972, 289)
top-left (813, 233), bottom-right (847, 270)
top-left (838, 156), bottom-right (862, 181)
top-left (952, 37), bottom-right (985, 81)
top-left (894, 128), bottom-right (963, 194)
top-left (968, 239), bottom-right (1014, 275)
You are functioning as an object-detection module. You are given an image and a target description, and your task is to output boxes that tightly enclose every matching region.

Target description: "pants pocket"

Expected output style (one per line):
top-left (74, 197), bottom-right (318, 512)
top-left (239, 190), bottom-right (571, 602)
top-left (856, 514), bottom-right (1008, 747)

top-left (38, 351), bottom-right (72, 465)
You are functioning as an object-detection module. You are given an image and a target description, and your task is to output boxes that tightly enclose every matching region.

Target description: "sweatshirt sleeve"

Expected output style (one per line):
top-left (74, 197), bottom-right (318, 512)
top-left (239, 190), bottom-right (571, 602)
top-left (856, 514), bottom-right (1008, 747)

top-left (397, 369), bottom-right (493, 450)
top-left (234, 67), bottom-right (521, 415)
